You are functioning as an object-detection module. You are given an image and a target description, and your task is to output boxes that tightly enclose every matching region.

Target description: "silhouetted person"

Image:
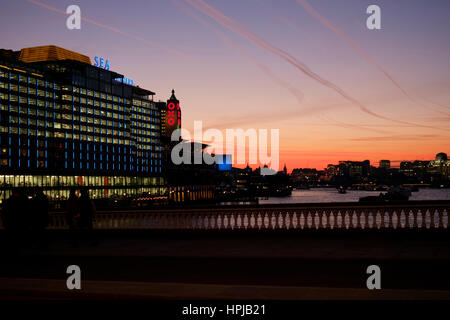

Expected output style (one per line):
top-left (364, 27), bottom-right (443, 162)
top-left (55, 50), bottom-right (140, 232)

top-left (31, 188), bottom-right (49, 229)
top-left (66, 189), bottom-right (79, 230)
top-left (77, 188), bottom-right (97, 245)
top-left (66, 189), bottom-right (79, 246)
top-left (30, 188), bottom-right (49, 248)
top-left (2, 188), bottom-right (30, 251)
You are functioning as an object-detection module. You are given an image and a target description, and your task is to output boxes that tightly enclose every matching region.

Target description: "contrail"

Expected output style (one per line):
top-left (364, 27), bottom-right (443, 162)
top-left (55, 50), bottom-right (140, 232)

top-left (423, 97), bottom-right (450, 110)
top-left (26, 0), bottom-right (187, 58)
top-left (317, 115), bottom-right (389, 134)
top-left (204, 104), bottom-right (391, 134)
top-left (295, 0), bottom-right (450, 117)
top-left (419, 97), bottom-right (450, 115)
top-left (183, 0), bottom-right (448, 131)
top-left (174, 0), bottom-right (388, 134)
top-left (172, 0), bottom-right (305, 105)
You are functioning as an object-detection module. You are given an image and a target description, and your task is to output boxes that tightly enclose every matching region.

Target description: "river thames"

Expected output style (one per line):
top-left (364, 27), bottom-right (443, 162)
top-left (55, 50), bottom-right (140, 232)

top-left (259, 188), bottom-right (450, 204)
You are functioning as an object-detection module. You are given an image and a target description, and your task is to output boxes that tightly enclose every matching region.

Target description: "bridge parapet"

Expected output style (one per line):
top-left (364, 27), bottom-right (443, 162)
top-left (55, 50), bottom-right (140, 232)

top-left (37, 203), bottom-right (449, 230)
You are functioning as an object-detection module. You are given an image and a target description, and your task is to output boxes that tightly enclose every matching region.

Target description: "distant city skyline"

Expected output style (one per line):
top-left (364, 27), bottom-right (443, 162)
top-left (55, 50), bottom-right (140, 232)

top-left (2, 0), bottom-right (449, 170)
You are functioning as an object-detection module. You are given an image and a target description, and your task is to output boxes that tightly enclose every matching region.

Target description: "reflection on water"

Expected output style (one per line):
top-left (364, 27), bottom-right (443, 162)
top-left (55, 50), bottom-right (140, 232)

top-left (259, 188), bottom-right (450, 204)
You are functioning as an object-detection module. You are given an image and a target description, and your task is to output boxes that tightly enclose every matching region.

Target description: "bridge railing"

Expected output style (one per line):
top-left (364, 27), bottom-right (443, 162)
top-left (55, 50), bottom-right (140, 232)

top-left (38, 204), bottom-right (449, 230)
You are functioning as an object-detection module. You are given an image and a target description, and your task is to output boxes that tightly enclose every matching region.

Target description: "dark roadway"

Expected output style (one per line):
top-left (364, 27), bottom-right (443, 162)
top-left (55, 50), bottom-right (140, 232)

top-left (0, 229), bottom-right (449, 299)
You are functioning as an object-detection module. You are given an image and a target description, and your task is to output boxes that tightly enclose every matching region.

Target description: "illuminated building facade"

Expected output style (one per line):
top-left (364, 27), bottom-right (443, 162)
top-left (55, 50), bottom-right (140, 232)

top-left (0, 45), bottom-right (166, 200)
top-left (160, 89), bottom-right (181, 139)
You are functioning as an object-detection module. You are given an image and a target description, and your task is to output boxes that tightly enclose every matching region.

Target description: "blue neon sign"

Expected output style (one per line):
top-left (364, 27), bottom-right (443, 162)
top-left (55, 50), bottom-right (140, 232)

top-left (93, 56), bottom-right (110, 70)
top-left (93, 56), bottom-right (135, 85)
top-left (115, 77), bottom-right (135, 86)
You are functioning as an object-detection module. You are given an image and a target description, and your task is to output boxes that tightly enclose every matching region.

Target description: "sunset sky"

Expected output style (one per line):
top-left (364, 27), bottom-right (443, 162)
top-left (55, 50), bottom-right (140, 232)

top-left (1, 0), bottom-right (449, 171)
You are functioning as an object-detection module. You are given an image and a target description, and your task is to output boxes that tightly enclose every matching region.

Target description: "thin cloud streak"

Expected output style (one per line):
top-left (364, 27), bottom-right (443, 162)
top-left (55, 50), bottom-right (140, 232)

top-left (350, 134), bottom-right (440, 142)
top-left (172, 0), bottom-right (304, 105)
top-left (295, 0), bottom-right (450, 117)
top-left (317, 115), bottom-right (388, 134)
top-left (27, 0), bottom-right (187, 58)
top-left (204, 105), bottom-right (347, 130)
top-left (183, 0), bottom-right (448, 132)
top-left (174, 0), bottom-right (381, 134)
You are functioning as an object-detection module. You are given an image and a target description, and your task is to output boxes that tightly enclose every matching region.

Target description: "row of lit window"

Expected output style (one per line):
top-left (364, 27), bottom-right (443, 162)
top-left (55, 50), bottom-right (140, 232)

top-left (0, 175), bottom-right (164, 187)
top-left (0, 127), bottom-right (159, 148)
top-left (132, 99), bottom-right (154, 108)
top-left (1, 157), bottom-right (162, 173)
top-left (0, 83), bottom-right (48, 96)
top-left (5, 118), bottom-right (131, 133)
top-left (0, 70), bottom-right (159, 112)
top-left (1, 94), bottom-right (130, 115)
top-left (3, 106), bottom-right (160, 132)
top-left (0, 76), bottom-right (131, 105)
top-left (2, 150), bottom-right (161, 161)
top-left (0, 141), bottom-right (161, 156)
top-left (1, 99), bottom-right (160, 126)
top-left (0, 70), bottom-right (52, 88)
top-left (1, 81), bottom-right (159, 116)
top-left (1, 91), bottom-right (160, 118)
top-left (68, 86), bottom-right (129, 104)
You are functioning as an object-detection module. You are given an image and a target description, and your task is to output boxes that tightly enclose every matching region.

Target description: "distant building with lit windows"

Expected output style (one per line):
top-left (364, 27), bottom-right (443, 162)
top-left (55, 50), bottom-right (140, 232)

top-left (379, 160), bottom-right (391, 169)
top-left (0, 45), bottom-right (167, 200)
